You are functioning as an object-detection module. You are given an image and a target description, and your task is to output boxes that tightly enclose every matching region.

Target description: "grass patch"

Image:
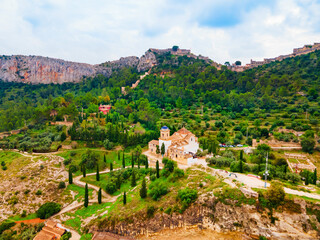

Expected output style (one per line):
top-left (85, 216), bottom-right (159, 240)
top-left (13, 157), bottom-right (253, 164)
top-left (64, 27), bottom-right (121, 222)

top-left (80, 233), bottom-right (93, 240)
top-left (8, 213), bottom-right (38, 221)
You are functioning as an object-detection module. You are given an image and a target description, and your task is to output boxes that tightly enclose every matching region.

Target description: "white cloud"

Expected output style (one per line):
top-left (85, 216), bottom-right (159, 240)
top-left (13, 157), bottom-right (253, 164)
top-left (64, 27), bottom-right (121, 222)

top-left (0, 0), bottom-right (319, 65)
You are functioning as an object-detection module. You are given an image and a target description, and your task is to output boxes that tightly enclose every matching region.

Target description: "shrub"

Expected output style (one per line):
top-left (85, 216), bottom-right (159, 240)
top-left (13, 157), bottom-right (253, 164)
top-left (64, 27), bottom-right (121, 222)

top-left (36, 202), bottom-right (61, 219)
top-left (149, 181), bottom-right (168, 200)
top-left (105, 181), bottom-right (117, 194)
top-left (177, 188), bottom-right (198, 206)
top-left (265, 181), bottom-right (285, 207)
top-left (0, 220), bottom-right (16, 234)
top-left (146, 206), bottom-right (157, 218)
top-left (35, 190), bottom-right (42, 195)
top-left (58, 182), bottom-right (66, 189)
top-left (172, 168), bottom-right (185, 179)
top-left (63, 158), bottom-right (72, 166)
top-left (69, 165), bottom-right (78, 173)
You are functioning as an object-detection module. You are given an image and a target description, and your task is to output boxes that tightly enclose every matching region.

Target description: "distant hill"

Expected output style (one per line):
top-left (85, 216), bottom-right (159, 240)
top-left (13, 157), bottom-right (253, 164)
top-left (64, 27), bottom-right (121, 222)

top-left (0, 47), bottom-right (213, 84)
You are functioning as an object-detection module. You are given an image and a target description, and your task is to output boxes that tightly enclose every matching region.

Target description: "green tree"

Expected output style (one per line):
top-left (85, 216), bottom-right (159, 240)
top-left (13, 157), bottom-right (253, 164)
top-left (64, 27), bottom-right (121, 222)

top-left (305, 171), bottom-right (309, 185)
top-left (96, 164), bottom-right (100, 181)
top-left (103, 154), bottom-right (106, 163)
top-left (84, 184), bottom-right (89, 208)
top-left (176, 97), bottom-right (183, 109)
top-left (82, 165), bottom-right (86, 178)
top-left (156, 160), bottom-right (160, 178)
top-left (131, 170), bottom-right (136, 187)
top-left (156, 145), bottom-right (160, 154)
top-left (266, 181), bottom-right (285, 207)
top-left (145, 158), bottom-right (149, 169)
top-left (161, 143), bottom-right (165, 156)
top-left (118, 151), bottom-right (120, 161)
top-left (123, 191), bottom-right (127, 205)
top-left (239, 159), bottom-right (243, 173)
top-left (131, 153), bottom-right (134, 168)
top-left (68, 168), bottom-right (73, 184)
top-left (140, 177), bottom-right (147, 199)
top-left (301, 137), bottom-right (315, 153)
top-left (110, 162), bottom-right (113, 171)
top-left (240, 150), bottom-right (243, 161)
top-left (313, 168), bottom-right (318, 185)
top-left (122, 153), bottom-right (125, 168)
top-left (98, 188), bottom-right (102, 204)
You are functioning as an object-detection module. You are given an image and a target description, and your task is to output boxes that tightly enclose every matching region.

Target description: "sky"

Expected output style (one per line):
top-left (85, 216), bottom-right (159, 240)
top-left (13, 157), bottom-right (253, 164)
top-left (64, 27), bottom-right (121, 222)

top-left (1, 0), bottom-right (320, 65)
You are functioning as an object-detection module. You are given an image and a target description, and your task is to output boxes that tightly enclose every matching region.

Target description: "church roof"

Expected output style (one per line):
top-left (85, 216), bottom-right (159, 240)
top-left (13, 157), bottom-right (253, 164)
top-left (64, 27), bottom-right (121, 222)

top-left (176, 127), bottom-right (191, 135)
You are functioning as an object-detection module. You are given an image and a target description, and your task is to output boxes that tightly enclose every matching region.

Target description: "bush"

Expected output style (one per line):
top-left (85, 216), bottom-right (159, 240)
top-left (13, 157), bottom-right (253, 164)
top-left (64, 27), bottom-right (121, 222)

top-left (265, 181), bottom-right (285, 207)
top-left (58, 182), bottom-right (66, 189)
top-left (177, 188), bottom-right (198, 206)
top-left (69, 165), bottom-right (78, 173)
top-left (172, 168), bottom-right (185, 179)
top-left (63, 158), bottom-right (72, 166)
top-left (146, 206), bottom-right (157, 218)
top-left (36, 202), bottom-right (61, 219)
top-left (105, 181), bottom-right (117, 194)
top-left (149, 180), bottom-right (168, 200)
top-left (35, 190), bottom-right (42, 195)
top-left (0, 220), bottom-right (16, 234)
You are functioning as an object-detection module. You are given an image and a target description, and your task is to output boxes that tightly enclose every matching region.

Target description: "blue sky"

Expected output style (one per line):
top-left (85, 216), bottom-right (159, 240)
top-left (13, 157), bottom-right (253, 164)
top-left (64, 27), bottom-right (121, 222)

top-left (0, 0), bottom-right (320, 65)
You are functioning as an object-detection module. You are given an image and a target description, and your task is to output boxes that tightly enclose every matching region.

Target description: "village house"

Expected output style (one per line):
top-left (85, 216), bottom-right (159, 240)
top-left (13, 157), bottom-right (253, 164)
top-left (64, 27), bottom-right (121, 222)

top-left (33, 220), bottom-right (66, 240)
top-left (148, 126), bottom-right (199, 165)
top-left (98, 104), bottom-right (111, 115)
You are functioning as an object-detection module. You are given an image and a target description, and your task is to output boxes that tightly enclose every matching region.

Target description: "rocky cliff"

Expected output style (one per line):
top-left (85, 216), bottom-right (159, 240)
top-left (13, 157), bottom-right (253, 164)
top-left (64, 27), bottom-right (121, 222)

top-left (0, 48), bottom-right (210, 84)
top-left (90, 195), bottom-right (320, 240)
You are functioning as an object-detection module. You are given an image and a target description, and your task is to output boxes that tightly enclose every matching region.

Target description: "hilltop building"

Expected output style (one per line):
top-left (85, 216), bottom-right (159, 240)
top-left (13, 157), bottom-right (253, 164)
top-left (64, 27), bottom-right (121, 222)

top-left (34, 220), bottom-right (66, 240)
top-left (148, 126), bottom-right (199, 165)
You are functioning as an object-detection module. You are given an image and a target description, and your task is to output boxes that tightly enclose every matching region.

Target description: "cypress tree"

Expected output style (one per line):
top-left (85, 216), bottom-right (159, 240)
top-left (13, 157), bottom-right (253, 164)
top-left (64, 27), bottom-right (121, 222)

top-left (313, 168), bottom-right (317, 185)
top-left (131, 153), bottom-right (134, 168)
top-left (123, 191), bottom-right (126, 205)
top-left (104, 154), bottom-right (106, 163)
top-left (240, 150), bottom-right (243, 161)
top-left (122, 150), bottom-right (125, 163)
top-left (305, 171), bottom-right (309, 185)
top-left (116, 174), bottom-right (121, 189)
top-left (83, 165), bottom-right (86, 178)
top-left (138, 157), bottom-right (140, 169)
top-left (96, 164), bottom-right (100, 181)
top-left (156, 160), bottom-right (160, 178)
top-left (161, 143), bottom-right (165, 156)
top-left (122, 154), bottom-right (125, 168)
top-left (145, 159), bottom-right (149, 169)
top-left (98, 188), bottom-right (102, 204)
top-left (118, 151), bottom-right (120, 161)
top-left (140, 177), bottom-right (147, 198)
top-left (84, 183), bottom-right (89, 208)
top-left (239, 159), bottom-right (243, 173)
top-left (131, 170), bottom-right (136, 187)
top-left (110, 162), bottom-right (113, 171)
top-left (68, 168), bottom-right (73, 184)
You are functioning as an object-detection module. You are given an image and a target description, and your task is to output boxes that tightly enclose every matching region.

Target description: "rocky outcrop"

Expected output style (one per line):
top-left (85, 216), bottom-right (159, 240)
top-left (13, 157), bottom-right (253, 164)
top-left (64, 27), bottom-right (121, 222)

top-left (0, 48), bottom-right (213, 84)
top-left (91, 196), bottom-right (320, 240)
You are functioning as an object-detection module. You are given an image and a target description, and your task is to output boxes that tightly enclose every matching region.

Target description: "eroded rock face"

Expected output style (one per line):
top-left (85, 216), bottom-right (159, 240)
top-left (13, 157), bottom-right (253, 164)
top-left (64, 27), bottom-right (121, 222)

top-left (91, 196), bottom-right (320, 240)
top-left (0, 48), bottom-right (213, 84)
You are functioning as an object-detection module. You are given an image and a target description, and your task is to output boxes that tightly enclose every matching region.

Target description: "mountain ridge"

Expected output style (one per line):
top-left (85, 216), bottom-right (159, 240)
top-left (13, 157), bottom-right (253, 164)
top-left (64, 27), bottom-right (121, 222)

top-left (0, 47), bottom-right (212, 84)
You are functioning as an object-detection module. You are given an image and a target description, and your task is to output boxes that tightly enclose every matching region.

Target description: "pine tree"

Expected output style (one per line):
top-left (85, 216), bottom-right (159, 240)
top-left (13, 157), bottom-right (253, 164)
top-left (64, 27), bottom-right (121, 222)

top-left (131, 153), bottom-right (134, 168)
top-left (104, 154), bottom-right (106, 163)
top-left (313, 168), bottom-right (317, 185)
top-left (96, 164), bottom-right (100, 181)
top-left (98, 188), bottom-right (102, 204)
top-left (156, 160), bottom-right (160, 178)
top-left (110, 162), bottom-right (113, 171)
top-left (131, 170), bottom-right (136, 187)
top-left (123, 191), bottom-right (127, 205)
top-left (68, 168), bottom-right (73, 184)
top-left (84, 183), bottom-right (89, 208)
top-left (140, 177), bottom-right (147, 198)
top-left (240, 150), bottom-right (243, 161)
top-left (82, 165), bottom-right (86, 178)
top-left (305, 171), bottom-right (309, 185)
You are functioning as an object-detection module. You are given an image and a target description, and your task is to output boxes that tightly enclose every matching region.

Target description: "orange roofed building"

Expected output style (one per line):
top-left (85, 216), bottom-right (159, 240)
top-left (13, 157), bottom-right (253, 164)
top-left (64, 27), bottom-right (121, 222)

top-left (148, 126), bottom-right (199, 165)
top-left (33, 220), bottom-right (66, 240)
top-left (98, 104), bottom-right (111, 115)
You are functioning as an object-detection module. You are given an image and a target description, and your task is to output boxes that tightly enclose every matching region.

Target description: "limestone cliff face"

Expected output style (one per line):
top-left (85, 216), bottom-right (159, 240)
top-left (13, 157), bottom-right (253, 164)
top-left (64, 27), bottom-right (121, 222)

top-left (0, 48), bottom-right (213, 84)
top-left (90, 196), bottom-right (320, 240)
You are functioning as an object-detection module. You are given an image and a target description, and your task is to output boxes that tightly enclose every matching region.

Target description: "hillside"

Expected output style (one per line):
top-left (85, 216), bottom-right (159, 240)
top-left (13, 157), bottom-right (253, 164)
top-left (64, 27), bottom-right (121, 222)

top-left (0, 47), bottom-right (212, 84)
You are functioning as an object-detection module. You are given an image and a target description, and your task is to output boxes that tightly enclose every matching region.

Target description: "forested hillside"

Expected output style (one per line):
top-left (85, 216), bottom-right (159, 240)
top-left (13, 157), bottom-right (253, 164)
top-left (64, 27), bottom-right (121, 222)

top-left (0, 49), bottom-right (319, 132)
